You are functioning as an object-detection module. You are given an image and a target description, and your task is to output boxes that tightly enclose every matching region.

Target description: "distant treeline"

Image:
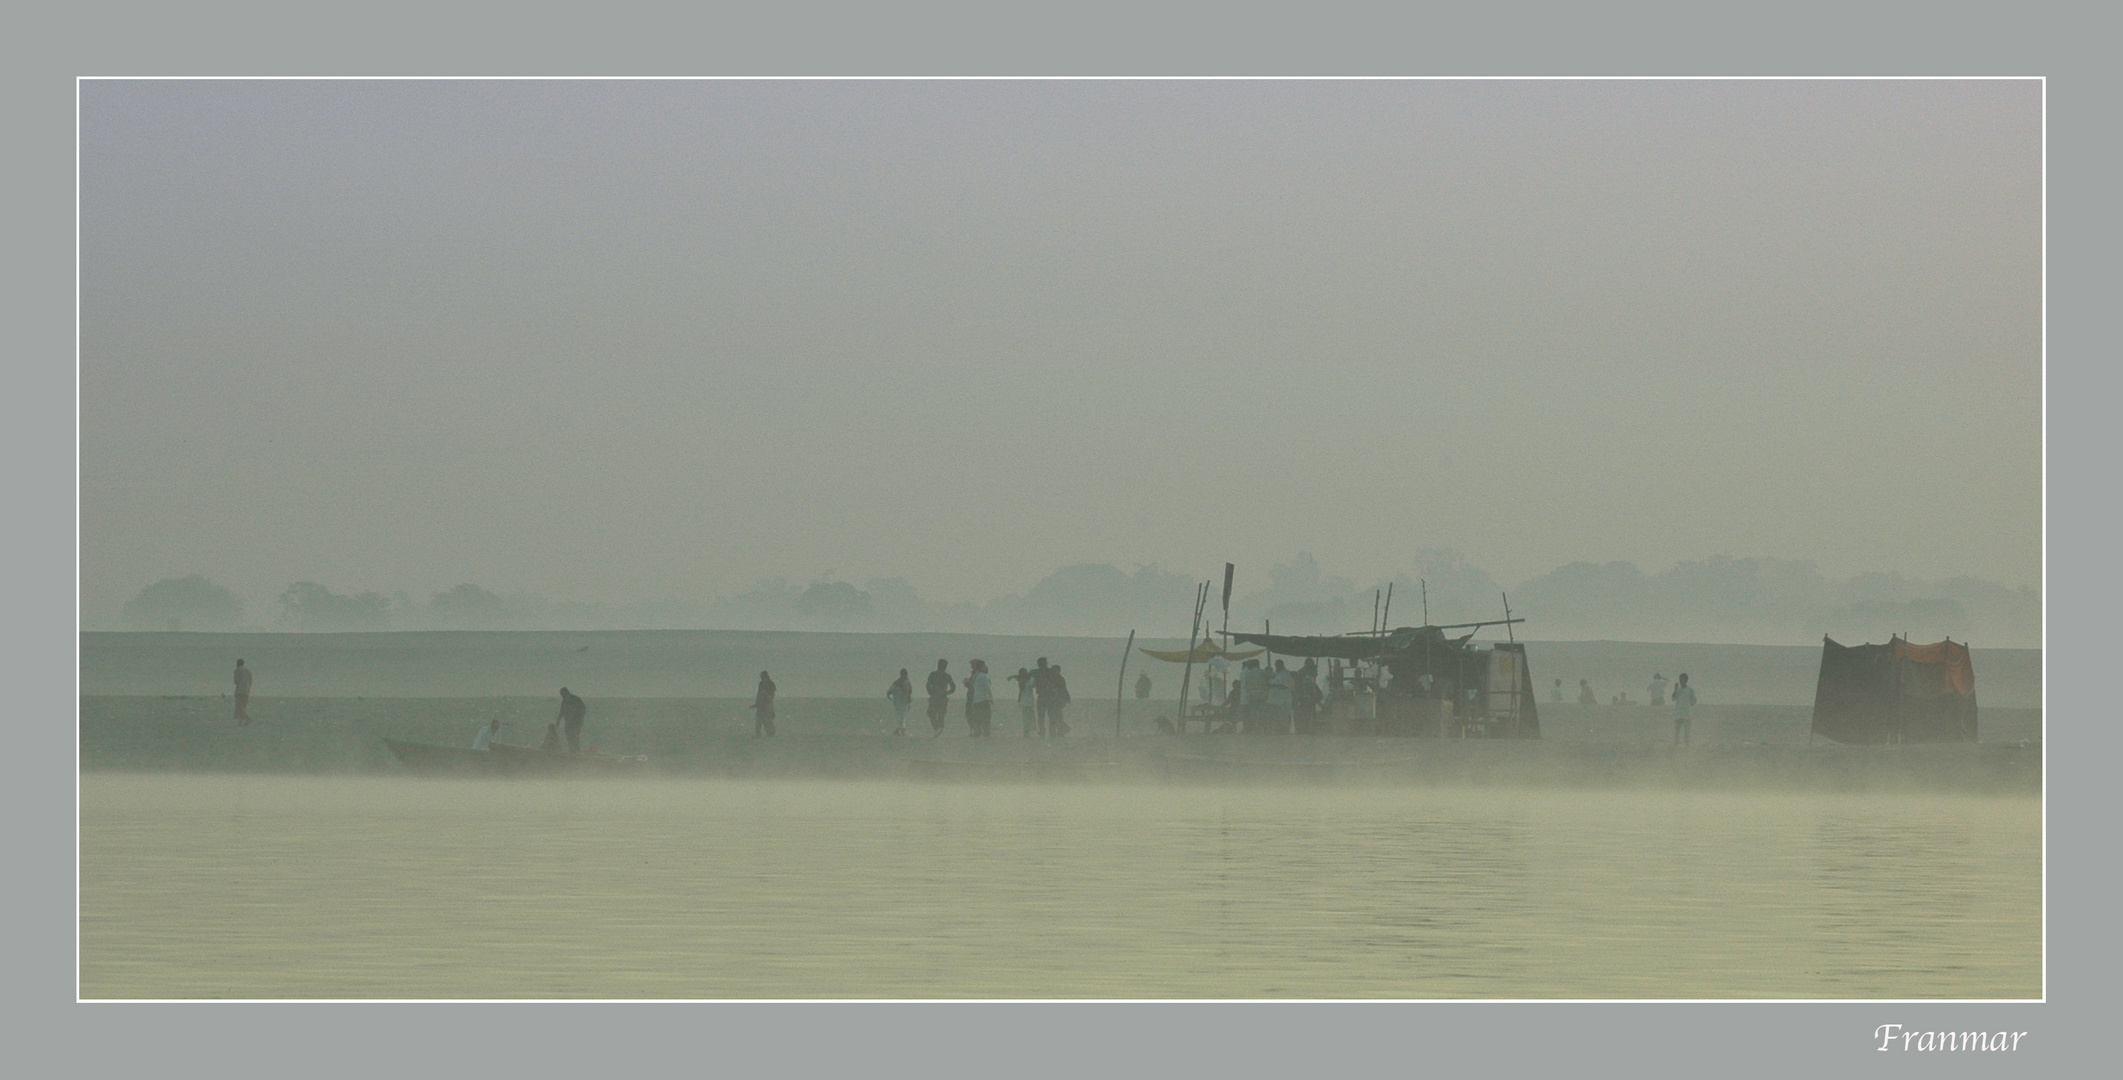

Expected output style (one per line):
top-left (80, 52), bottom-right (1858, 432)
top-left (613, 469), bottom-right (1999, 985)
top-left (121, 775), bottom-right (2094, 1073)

top-left (110, 550), bottom-right (2038, 648)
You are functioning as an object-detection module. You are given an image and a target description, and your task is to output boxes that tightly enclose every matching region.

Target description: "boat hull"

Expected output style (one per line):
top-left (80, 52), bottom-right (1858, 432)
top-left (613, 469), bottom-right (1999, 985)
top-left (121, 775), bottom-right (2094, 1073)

top-left (383, 739), bottom-right (646, 776)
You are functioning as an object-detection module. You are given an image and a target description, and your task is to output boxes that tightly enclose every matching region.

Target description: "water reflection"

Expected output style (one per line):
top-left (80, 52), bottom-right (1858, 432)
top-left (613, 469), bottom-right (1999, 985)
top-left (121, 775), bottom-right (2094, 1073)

top-left (80, 777), bottom-right (2037, 998)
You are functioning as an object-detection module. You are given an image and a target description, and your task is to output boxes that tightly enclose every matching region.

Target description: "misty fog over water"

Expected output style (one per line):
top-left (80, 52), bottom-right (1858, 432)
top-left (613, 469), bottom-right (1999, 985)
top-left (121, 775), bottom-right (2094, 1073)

top-left (103, 551), bottom-right (2038, 648)
top-left (80, 629), bottom-right (2041, 708)
top-left (81, 776), bottom-right (2039, 998)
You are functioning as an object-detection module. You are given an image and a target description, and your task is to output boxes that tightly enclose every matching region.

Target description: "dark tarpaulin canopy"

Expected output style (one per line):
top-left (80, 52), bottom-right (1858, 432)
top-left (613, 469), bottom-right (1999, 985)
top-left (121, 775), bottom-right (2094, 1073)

top-left (1226, 626), bottom-right (1462, 661)
top-left (1810, 635), bottom-right (1978, 744)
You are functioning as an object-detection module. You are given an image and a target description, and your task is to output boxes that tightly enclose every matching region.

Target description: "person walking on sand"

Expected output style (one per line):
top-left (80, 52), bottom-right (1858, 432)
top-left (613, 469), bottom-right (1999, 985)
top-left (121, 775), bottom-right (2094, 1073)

top-left (751, 671), bottom-right (778, 737)
top-left (965, 659), bottom-right (993, 738)
top-left (557, 687), bottom-right (588, 751)
top-left (1647, 672), bottom-right (1669, 707)
top-left (1031, 657), bottom-right (1056, 737)
top-left (887, 669), bottom-right (914, 736)
top-left (1671, 673), bottom-right (1696, 745)
top-left (233, 659), bottom-right (254, 726)
top-left (1046, 664), bottom-right (1072, 737)
top-left (925, 659), bottom-right (956, 737)
top-left (1010, 666), bottom-right (1038, 737)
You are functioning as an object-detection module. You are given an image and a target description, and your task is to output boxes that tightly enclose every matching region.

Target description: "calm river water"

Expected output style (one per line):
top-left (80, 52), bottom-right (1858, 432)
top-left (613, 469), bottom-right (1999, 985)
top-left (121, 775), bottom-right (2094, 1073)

top-left (79, 775), bottom-right (2039, 998)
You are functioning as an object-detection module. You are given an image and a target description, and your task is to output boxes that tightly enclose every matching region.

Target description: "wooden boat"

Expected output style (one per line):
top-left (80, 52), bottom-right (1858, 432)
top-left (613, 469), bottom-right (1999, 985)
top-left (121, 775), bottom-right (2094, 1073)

top-left (383, 739), bottom-right (501, 775)
top-left (383, 738), bottom-right (647, 777)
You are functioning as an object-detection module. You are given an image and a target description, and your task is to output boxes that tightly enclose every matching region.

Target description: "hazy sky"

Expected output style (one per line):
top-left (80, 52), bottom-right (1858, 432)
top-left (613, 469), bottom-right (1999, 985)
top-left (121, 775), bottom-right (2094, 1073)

top-left (80, 80), bottom-right (2040, 621)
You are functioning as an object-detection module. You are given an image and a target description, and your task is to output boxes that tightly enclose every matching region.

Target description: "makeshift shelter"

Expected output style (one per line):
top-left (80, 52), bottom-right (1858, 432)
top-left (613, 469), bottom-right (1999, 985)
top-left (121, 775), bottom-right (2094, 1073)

top-left (1228, 625), bottom-right (1540, 739)
top-left (1809, 635), bottom-right (1977, 744)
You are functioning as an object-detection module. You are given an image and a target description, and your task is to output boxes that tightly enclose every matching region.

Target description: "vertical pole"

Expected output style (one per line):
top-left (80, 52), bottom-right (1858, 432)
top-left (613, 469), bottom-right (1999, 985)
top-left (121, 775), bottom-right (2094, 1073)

top-left (1220, 563), bottom-right (1235, 705)
top-left (1221, 563), bottom-right (1235, 641)
top-left (1115, 628), bottom-right (1135, 747)
top-left (1378, 585), bottom-right (1392, 729)
top-left (1501, 592), bottom-right (1517, 735)
top-left (1368, 588), bottom-right (1382, 724)
top-left (1177, 582), bottom-right (1208, 734)
top-left (1892, 634), bottom-right (1905, 746)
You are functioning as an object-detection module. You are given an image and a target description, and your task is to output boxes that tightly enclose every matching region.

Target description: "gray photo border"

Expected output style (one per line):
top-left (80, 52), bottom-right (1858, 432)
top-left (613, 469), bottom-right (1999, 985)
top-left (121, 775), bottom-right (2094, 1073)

top-left (27, 1), bottom-right (2111, 1076)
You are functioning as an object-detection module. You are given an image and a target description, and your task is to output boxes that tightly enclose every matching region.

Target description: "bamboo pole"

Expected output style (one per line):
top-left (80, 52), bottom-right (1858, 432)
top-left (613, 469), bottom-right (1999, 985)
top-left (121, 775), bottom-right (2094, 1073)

top-left (1377, 584), bottom-right (1392, 727)
top-left (1176, 582), bottom-right (1208, 734)
top-left (1114, 628), bottom-right (1135, 747)
top-left (1220, 563), bottom-right (1234, 690)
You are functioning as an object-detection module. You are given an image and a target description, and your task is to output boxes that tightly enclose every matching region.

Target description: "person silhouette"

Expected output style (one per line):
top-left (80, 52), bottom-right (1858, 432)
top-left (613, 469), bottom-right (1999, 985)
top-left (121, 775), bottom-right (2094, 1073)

top-left (557, 687), bottom-right (587, 751)
top-left (1672, 673), bottom-right (1696, 746)
top-left (1010, 667), bottom-right (1037, 737)
top-left (233, 659), bottom-right (254, 726)
top-left (752, 671), bottom-right (777, 737)
top-left (925, 659), bottom-right (956, 737)
top-left (887, 669), bottom-right (914, 735)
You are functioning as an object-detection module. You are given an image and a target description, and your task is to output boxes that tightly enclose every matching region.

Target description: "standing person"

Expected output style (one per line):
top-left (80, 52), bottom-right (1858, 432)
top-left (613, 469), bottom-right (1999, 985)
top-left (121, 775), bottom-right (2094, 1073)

top-left (1647, 672), bottom-right (1669, 707)
top-left (1206, 651), bottom-right (1230, 707)
top-left (1135, 672), bottom-right (1152, 700)
top-left (925, 659), bottom-right (956, 738)
top-left (233, 659), bottom-right (254, 726)
top-left (1046, 664), bottom-right (1072, 737)
top-left (1671, 673), bottom-right (1696, 746)
top-left (557, 687), bottom-right (588, 751)
top-left (1551, 677), bottom-right (1565, 704)
top-left (1239, 659), bottom-right (1267, 731)
top-left (1577, 679), bottom-right (1597, 705)
top-left (1010, 667), bottom-right (1038, 737)
top-left (751, 671), bottom-right (777, 737)
top-left (1031, 657), bottom-right (1056, 738)
top-left (965, 660), bottom-right (993, 737)
top-left (886, 669), bottom-right (914, 736)
top-left (1295, 659), bottom-right (1322, 733)
top-left (1267, 660), bottom-right (1295, 736)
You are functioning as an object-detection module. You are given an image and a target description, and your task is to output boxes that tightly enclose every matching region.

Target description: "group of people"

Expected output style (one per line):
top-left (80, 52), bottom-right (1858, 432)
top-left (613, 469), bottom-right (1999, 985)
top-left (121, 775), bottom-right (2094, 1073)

top-left (1213, 657), bottom-right (1326, 735)
top-left (886, 657), bottom-right (1074, 738)
top-left (240, 653), bottom-right (1702, 749)
top-left (470, 686), bottom-right (588, 751)
top-left (1551, 672), bottom-right (1697, 744)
